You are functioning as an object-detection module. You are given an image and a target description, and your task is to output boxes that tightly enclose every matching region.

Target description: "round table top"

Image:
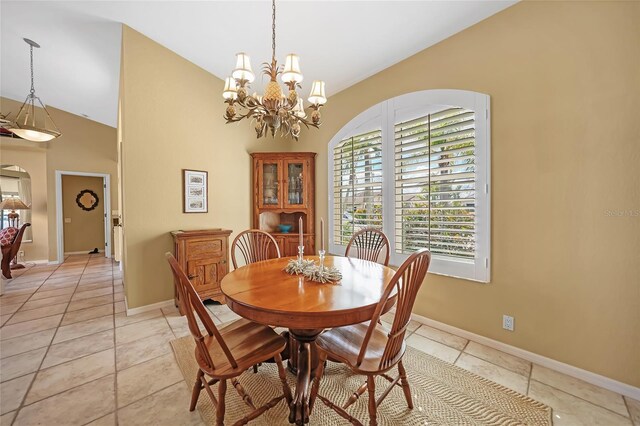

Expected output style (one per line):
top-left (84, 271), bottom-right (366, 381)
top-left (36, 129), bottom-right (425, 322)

top-left (221, 255), bottom-right (397, 329)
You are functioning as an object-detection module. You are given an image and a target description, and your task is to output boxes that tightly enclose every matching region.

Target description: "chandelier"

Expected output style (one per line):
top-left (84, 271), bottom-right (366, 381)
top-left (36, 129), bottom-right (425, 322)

top-left (222, 0), bottom-right (326, 141)
top-left (8, 38), bottom-right (61, 142)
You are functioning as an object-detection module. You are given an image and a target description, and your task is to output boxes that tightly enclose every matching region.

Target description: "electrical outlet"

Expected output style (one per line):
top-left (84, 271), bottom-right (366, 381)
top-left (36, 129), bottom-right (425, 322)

top-left (18, 250), bottom-right (25, 262)
top-left (502, 315), bottom-right (514, 331)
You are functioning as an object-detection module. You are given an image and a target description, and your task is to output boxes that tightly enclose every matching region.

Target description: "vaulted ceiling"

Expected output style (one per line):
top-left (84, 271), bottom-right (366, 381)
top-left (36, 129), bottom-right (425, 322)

top-left (1, 1), bottom-right (515, 127)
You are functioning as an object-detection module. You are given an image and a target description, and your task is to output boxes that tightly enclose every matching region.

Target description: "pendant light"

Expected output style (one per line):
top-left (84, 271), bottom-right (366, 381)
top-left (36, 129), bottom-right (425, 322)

top-left (9, 38), bottom-right (61, 142)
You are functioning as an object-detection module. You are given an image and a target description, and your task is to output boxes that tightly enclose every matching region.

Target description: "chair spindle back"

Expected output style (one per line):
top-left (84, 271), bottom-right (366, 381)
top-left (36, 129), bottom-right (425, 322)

top-left (345, 228), bottom-right (390, 266)
top-left (166, 253), bottom-right (237, 371)
top-left (356, 249), bottom-right (431, 370)
top-left (231, 229), bottom-right (281, 269)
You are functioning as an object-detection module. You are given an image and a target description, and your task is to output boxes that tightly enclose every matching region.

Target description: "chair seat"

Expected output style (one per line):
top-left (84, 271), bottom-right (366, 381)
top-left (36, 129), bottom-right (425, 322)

top-left (197, 318), bottom-right (286, 378)
top-left (316, 322), bottom-right (406, 374)
top-left (0, 227), bottom-right (18, 247)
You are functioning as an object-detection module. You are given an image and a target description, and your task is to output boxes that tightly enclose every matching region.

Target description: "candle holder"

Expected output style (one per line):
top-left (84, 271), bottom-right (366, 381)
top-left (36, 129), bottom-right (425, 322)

top-left (303, 253), bottom-right (342, 284)
top-left (285, 246), bottom-right (314, 276)
top-left (318, 249), bottom-right (326, 272)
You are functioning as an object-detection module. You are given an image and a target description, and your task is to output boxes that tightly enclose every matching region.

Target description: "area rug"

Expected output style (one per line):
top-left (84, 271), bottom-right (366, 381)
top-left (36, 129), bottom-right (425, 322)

top-left (170, 335), bottom-right (551, 425)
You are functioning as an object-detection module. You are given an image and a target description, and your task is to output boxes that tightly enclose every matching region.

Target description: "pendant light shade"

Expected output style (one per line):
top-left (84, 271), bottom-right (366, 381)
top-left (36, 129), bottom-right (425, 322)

top-left (11, 95), bottom-right (61, 142)
top-left (9, 38), bottom-right (61, 142)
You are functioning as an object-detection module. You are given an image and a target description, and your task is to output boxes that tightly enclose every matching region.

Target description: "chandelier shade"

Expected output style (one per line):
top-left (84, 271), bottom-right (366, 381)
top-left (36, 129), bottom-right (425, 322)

top-left (232, 53), bottom-right (255, 83)
top-left (282, 54), bottom-right (303, 84)
top-left (222, 77), bottom-right (238, 100)
top-left (9, 38), bottom-right (61, 142)
top-left (222, 0), bottom-right (326, 140)
top-left (308, 81), bottom-right (327, 106)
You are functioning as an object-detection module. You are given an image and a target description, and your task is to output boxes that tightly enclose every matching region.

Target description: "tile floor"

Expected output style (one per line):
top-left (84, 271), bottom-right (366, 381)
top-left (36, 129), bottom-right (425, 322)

top-left (0, 254), bottom-right (638, 425)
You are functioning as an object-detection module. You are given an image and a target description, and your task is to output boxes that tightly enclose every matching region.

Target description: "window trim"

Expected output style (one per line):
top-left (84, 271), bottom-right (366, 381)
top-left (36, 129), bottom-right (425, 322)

top-left (328, 89), bottom-right (491, 283)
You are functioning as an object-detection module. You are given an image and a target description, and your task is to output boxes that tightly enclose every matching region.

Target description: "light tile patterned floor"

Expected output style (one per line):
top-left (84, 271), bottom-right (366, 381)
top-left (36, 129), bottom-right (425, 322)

top-left (0, 255), bottom-right (637, 425)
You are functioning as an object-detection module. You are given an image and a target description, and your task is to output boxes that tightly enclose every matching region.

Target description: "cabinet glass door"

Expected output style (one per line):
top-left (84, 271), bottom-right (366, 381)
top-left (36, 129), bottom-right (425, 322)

top-left (260, 161), bottom-right (281, 207)
top-left (285, 161), bottom-right (306, 207)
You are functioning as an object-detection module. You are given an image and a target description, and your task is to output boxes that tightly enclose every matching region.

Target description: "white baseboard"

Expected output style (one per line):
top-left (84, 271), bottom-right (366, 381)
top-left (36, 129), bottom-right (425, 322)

top-left (124, 296), bottom-right (174, 316)
top-left (410, 313), bottom-right (640, 400)
top-left (26, 259), bottom-right (51, 265)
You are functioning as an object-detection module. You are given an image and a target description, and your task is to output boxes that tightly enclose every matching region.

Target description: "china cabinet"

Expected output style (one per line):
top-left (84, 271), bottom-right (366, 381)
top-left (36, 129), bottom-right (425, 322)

top-left (171, 229), bottom-right (231, 313)
top-left (251, 152), bottom-right (316, 257)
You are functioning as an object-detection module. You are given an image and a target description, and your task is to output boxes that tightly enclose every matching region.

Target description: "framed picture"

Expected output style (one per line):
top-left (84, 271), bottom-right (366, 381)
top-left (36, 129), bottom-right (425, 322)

top-left (183, 169), bottom-right (208, 213)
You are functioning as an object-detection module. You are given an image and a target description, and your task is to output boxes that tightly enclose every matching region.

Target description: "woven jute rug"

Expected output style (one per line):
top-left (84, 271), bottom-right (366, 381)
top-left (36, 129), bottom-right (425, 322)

top-left (170, 335), bottom-right (551, 425)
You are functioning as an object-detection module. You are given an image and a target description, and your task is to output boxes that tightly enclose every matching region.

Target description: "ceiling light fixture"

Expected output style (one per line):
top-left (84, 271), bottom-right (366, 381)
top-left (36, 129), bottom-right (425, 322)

top-left (9, 38), bottom-right (61, 142)
top-left (222, 0), bottom-right (326, 141)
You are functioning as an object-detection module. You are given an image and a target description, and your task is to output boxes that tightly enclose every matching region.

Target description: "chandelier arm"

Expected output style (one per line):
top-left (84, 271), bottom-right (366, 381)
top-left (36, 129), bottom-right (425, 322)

top-left (30, 97), bottom-right (36, 128)
top-left (225, 107), bottom-right (260, 123)
top-left (14, 96), bottom-right (31, 127)
top-left (234, 98), bottom-right (262, 110)
top-left (297, 117), bottom-right (319, 130)
top-left (34, 96), bottom-right (62, 133)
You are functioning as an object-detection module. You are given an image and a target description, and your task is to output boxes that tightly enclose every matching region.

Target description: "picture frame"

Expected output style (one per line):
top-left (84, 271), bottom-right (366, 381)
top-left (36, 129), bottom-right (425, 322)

top-left (183, 169), bottom-right (208, 213)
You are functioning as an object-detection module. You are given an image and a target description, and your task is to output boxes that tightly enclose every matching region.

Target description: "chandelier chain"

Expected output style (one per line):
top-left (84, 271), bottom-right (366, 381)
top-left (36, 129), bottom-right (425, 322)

top-left (271, 0), bottom-right (276, 61)
top-left (29, 45), bottom-right (35, 95)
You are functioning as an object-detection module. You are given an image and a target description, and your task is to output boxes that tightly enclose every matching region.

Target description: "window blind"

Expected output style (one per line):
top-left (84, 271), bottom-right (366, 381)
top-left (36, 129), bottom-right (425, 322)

top-left (333, 129), bottom-right (383, 246)
top-left (394, 108), bottom-right (476, 260)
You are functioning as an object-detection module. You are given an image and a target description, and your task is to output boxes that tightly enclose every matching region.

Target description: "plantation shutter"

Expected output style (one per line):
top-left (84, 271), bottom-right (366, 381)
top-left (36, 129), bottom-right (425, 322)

top-left (333, 129), bottom-right (383, 246)
top-left (394, 108), bottom-right (476, 260)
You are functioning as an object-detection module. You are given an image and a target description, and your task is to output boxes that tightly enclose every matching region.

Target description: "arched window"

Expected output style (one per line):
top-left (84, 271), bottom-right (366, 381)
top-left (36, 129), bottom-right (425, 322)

top-left (329, 90), bottom-right (490, 282)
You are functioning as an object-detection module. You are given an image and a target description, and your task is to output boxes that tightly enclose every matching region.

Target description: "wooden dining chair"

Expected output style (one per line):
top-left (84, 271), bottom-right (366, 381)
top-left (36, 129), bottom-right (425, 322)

top-left (165, 253), bottom-right (292, 425)
top-left (345, 228), bottom-right (390, 266)
top-left (309, 249), bottom-right (431, 426)
top-left (231, 229), bottom-right (281, 269)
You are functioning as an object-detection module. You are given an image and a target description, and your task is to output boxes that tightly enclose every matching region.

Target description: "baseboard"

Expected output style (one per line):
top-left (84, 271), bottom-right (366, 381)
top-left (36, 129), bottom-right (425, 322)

top-left (410, 313), bottom-right (640, 400)
top-left (26, 259), bottom-right (51, 265)
top-left (124, 296), bottom-right (174, 316)
top-left (64, 250), bottom-right (104, 255)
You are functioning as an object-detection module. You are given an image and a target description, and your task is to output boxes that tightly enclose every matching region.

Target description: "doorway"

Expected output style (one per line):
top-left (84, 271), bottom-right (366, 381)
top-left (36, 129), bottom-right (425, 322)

top-left (55, 171), bottom-right (111, 264)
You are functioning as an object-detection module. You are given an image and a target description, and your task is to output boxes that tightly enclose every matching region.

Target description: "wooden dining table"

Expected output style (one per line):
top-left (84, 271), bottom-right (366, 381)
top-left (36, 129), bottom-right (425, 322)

top-left (220, 255), bottom-right (397, 425)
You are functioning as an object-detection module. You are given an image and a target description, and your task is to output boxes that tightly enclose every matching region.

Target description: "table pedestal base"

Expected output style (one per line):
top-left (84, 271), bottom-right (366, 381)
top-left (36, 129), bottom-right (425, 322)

top-left (287, 332), bottom-right (319, 375)
top-left (288, 329), bottom-right (322, 425)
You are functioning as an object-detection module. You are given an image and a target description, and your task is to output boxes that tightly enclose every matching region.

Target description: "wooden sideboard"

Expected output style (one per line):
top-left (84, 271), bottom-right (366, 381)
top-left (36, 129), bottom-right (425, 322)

top-left (250, 152), bottom-right (316, 257)
top-left (171, 229), bottom-right (231, 313)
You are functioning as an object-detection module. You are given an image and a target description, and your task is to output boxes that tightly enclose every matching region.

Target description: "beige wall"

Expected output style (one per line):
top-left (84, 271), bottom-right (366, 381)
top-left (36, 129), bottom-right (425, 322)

top-left (0, 143), bottom-right (48, 261)
top-left (62, 175), bottom-right (105, 253)
top-left (0, 97), bottom-right (118, 261)
top-left (300, 1), bottom-right (640, 386)
top-left (119, 26), bottom-right (296, 309)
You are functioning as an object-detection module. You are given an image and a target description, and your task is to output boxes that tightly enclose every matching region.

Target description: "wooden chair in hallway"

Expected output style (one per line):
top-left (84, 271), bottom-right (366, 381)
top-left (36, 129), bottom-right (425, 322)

top-left (345, 228), bottom-right (390, 266)
top-left (165, 253), bottom-right (292, 425)
top-left (1, 223), bottom-right (31, 279)
top-left (309, 250), bottom-right (432, 426)
top-left (231, 229), bottom-right (281, 269)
